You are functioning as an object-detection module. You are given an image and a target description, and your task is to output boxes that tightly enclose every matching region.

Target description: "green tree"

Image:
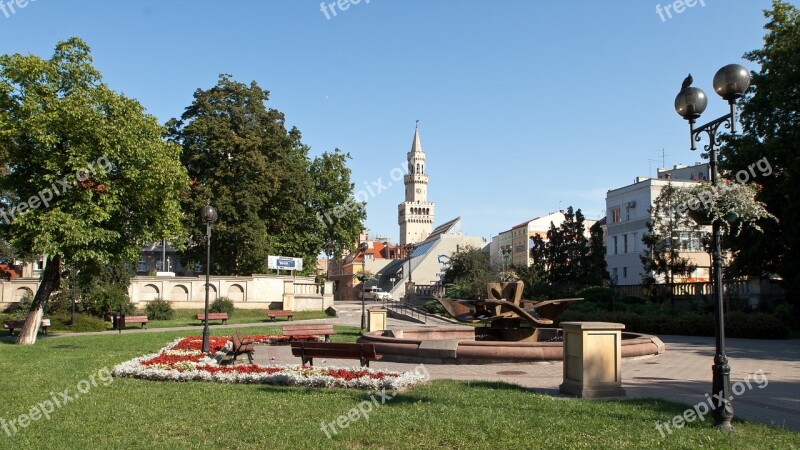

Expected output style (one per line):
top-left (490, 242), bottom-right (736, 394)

top-left (168, 75), bottom-right (364, 275)
top-left (441, 246), bottom-right (494, 299)
top-left (640, 185), bottom-right (699, 302)
top-left (585, 221), bottom-right (610, 286)
top-left (719, 1), bottom-right (799, 298)
top-left (0, 38), bottom-right (188, 344)
top-left (309, 150), bottom-right (366, 260)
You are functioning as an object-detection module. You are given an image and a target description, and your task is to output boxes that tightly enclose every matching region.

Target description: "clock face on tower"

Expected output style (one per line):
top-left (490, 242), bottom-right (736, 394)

top-left (416, 188), bottom-right (421, 194)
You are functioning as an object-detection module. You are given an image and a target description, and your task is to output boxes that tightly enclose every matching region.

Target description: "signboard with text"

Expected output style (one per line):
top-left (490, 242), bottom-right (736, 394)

top-left (268, 256), bottom-right (303, 271)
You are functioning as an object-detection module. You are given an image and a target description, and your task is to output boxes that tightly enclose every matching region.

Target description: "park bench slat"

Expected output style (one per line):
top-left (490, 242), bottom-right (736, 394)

top-left (196, 313), bottom-right (229, 324)
top-left (231, 331), bottom-right (254, 364)
top-left (3, 319), bottom-right (51, 335)
top-left (282, 324), bottom-right (335, 342)
top-left (290, 341), bottom-right (381, 367)
top-left (266, 310), bottom-right (293, 321)
top-left (124, 316), bottom-right (148, 329)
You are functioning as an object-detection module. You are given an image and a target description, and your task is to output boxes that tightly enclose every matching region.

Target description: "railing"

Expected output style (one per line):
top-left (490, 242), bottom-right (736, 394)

top-left (613, 280), bottom-right (766, 299)
top-left (383, 299), bottom-right (428, 324)
top-left (294, 283), bottom-right (323, 296)
top-left (412, 284), bottom-right (446, 299)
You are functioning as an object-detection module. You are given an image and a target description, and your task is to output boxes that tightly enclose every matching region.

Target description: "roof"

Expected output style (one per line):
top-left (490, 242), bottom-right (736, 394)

top-left (410, 125), bottom-right (423, 154)
top-left (512, 216), bottom-right (541, 230)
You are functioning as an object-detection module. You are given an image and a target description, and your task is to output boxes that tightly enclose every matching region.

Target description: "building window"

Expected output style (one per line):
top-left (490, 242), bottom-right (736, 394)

top-left (611, 208), bottom-right (621, 223)
top-left (623, 235), bottom-right (628, 253)
top-left (613, 236), bottom-right (618, 255)
top-left (137, 257), bottom-right (147, 273)
top-left (623, 267), bottom-right (628, 278)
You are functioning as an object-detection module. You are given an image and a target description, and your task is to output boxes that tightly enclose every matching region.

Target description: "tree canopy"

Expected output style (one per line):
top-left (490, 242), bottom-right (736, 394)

top-left (719, 0), bottom-right (800, 300)
top-left (167, 75), bottom-right (364, 275)
top-left (0, 37), bottom-right (188, 343)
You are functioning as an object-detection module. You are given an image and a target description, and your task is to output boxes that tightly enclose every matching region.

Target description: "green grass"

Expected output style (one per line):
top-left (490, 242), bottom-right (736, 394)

top-left (0, 329), bottom-right (797, 449)
top-left (1, 310), bottom-right (331, 336)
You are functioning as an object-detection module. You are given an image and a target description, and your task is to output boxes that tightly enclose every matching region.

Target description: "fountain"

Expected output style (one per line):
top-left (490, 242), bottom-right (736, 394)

top-left (358, 281), bottom-right (664, 364)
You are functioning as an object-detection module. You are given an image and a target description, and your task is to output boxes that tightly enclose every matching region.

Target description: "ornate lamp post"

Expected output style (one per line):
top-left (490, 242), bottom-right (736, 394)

top-left (200, 202), bottom-right (218, 353)
top-left (674, 64), bottom-right (750, 430)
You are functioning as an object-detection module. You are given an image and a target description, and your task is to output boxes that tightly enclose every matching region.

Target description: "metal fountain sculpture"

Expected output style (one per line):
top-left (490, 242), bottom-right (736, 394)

top-left (436, 281), bottom-right (582, 341)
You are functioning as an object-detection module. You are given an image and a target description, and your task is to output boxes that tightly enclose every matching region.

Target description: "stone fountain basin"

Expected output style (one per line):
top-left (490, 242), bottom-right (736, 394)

top-left (357, 327), bottom-right (665, 365)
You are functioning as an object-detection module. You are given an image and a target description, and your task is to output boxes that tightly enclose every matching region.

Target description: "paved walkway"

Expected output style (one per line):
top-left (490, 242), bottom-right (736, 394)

top-left (5, 304), bottom-right (799, 432)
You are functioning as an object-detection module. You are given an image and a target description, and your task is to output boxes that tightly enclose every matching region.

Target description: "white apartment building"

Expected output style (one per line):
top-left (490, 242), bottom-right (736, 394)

top-left (606, 163), bottom-right (711, 285)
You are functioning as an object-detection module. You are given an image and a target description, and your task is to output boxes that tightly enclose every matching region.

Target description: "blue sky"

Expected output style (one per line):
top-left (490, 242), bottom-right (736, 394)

top-left (0, 0), bottom-right (783, 242)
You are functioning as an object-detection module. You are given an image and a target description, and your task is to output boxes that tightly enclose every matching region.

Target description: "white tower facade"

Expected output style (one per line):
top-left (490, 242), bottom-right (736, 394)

top-left (398, 125), bottom-right (435, 246)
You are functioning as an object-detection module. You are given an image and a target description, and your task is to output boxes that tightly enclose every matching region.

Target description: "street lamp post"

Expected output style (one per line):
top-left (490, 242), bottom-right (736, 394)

top-left (200, 203), bottom-right (218, 354)
top-left (674, 64), bottom-right (750, 431)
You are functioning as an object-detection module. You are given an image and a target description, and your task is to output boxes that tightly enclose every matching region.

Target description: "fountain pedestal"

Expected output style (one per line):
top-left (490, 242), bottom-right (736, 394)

top-left (559, 322), bottom-right (626, 398)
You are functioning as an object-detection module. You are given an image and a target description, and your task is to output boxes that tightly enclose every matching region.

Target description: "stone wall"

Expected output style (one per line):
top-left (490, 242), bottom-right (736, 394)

top-left (0, 275), bottom-right (333, 312)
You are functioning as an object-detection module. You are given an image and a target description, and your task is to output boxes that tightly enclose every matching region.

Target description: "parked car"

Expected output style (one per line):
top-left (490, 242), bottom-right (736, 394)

top-left (363, 287), bottom-right (391, 301)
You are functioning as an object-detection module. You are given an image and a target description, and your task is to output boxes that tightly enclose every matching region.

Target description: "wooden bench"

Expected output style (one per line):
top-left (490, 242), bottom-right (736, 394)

top-left (230, 331), bottom-right (254, 364)
top-left (282, 324), bottom-right (336, 342)
top-left (124, 316), bottom-right (148, 329)
top-left (290, 341), bottom-right (382, 368)
top-left (266, 310), bottom-right (293, 321)
top-left (3, 319), bottom-right (51, 335)
top-left (196, 312), bottom-right (229, 324)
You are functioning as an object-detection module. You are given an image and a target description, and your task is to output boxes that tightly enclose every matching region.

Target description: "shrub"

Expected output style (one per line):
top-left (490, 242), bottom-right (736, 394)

top-left (6, 292), bottom-right (33, 319)
top-left (49, 314), bottom-right (109, 332)
top-left (210, 297), bottom-right (235, 315)
top-left (145, 298), bottom-right (175, 320)
top-left (771, 303), bottom-right (796, 330)
top-left (555, 310), bottom-right (790, 339)
top-left (84, 284), bottom-right (135, 317)
top-left (576, 286), bottom-right (613, 304)
top-left (421, 299), bottom-right (447, 316)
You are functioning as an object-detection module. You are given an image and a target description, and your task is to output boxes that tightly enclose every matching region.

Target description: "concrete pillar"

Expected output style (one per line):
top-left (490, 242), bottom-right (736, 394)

top-left (282, 280), bottom-right (295, 310)
top-left (559, 322), bottom-right (626, 398)
top-left (368, 309), bottom-right (387, 332)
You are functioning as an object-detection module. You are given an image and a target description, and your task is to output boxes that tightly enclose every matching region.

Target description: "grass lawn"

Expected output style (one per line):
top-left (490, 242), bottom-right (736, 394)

top-left (0, 329), bottom-right (797, 449)
top-left (1, 310), bottom-right (330, 336)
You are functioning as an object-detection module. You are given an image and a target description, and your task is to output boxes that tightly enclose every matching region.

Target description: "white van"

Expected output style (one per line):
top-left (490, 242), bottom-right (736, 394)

top-left (363, 287), bottom-right (391, 301)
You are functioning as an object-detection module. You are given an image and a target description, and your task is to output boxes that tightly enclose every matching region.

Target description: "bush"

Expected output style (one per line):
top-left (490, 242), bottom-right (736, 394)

top-left (771, 303), bottom-right (797, 330)
top-left (576, 286), bottom-right (613, 304)
top-left (555, 310), bottom-right (790, 339)
top-left (421, 299), bottom-right (447, 316)
top-left (83, 284), bottom-right (135, 317)
top-left (49, 314), bottom-right (108, 333)
top-left (210, 297), bottom-right (235, 315)
top-left (145, 298), bottom-right (175, 320)
top-left (5, 293), bottom-right (33, 319)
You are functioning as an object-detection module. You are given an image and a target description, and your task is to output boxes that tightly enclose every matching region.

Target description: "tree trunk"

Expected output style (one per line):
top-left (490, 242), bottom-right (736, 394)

top-left (15, 255), bottom-right (61, 345)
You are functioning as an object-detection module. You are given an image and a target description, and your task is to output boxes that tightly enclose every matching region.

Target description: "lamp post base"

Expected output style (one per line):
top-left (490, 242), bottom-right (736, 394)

top-left (711, 357), bottom-right (734, 430)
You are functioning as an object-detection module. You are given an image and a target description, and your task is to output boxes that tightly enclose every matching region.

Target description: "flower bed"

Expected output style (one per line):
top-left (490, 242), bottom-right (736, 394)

top-left (112, 336), bottom-right (427, 390)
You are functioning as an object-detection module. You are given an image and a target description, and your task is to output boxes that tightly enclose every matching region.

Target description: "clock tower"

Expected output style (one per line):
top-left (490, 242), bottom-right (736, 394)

top-left (398, 123), bottom-right (435, 246)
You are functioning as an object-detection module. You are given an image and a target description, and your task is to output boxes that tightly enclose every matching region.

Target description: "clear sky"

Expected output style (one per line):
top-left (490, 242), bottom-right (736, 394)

top-left (0, 0), bottom-right (783, 243)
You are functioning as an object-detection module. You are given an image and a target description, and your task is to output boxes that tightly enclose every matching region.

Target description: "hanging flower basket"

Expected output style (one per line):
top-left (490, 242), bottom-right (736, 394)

top-left (677, 181), bottom-right (776, 234)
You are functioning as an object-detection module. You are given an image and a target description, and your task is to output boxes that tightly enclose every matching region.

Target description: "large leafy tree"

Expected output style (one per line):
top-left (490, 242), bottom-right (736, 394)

top-left (0, 38), bottom-right (188, 344)
top-left (441, 246), bottom-right (494, 299)
top-left (719, 1), bottom-right (800, 299)
top-left (585, 221), bottom-right (610, 286)
top-left (168, 75), bottom-right (364, 275)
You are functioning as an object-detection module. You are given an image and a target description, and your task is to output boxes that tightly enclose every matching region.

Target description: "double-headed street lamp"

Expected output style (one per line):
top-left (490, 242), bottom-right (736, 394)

top-left (200, 202), bottom-right (218, 354)
top-left (674, 64), bottom-right (750, 431)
